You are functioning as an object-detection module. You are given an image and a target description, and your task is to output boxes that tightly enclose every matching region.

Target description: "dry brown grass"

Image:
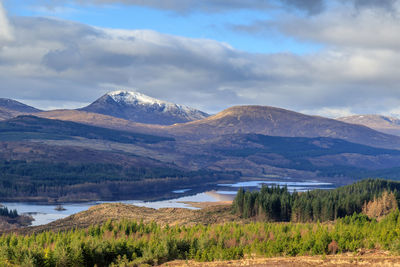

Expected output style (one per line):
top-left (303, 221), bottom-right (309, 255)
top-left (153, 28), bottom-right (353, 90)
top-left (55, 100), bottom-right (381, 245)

top-left (161, 252), bottom-right (400, 266)
top-left (12, 202), bottom-right (243, 235)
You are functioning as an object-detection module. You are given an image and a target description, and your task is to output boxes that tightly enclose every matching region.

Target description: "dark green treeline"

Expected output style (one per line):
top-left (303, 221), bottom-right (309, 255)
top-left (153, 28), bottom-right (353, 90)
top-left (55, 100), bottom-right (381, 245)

top-left (0, 206), bottom-right (18, 218)
top-left (232, 179), bottom-right (400, 222)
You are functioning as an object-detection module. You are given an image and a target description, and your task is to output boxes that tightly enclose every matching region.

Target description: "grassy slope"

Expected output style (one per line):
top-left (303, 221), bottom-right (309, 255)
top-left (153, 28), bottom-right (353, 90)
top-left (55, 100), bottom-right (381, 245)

top-left (9, 202), bottom-right (237, 235)
top-left (0, 115), bottom-right (173, 144)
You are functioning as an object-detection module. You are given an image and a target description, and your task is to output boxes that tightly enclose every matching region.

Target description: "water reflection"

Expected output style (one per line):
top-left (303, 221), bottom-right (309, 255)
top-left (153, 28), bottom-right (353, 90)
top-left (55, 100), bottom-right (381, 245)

top-left (218, 180), bottom-right (332, 190)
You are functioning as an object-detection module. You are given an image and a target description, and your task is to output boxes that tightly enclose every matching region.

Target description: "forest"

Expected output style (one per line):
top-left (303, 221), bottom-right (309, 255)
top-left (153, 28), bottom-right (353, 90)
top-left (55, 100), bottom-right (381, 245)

top-left (0, 206), bottom-right (18, 219)
top-left (232, 178), bottom-right (400, 222)
top-left (214, 134), bottom-right (400, 178)
top-left (1, 211), bottom-right (400, 266)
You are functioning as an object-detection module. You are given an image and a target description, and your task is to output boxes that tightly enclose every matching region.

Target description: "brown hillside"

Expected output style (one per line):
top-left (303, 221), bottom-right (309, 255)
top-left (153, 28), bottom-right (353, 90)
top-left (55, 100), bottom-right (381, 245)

top-left (168, 106), bottom-right (400, 149)
top-left (12, 202), bottom-right (238, 235)
top-left (30, 106), bottom-right (400, 150)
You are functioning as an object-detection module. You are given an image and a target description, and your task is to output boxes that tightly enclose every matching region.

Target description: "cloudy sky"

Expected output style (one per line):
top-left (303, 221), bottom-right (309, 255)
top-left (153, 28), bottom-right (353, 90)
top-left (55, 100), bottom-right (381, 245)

top-left (1, 0), bottom-right (400, 117)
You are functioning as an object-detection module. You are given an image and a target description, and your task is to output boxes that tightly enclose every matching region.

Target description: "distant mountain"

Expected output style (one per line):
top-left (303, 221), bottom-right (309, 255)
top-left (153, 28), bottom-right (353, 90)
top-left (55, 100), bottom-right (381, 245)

top-left (0, 98), bottom-right (41, 120)
top-left (167, 105), bottom-right (400, 149)
top-left (0, 98), bottom-right (41, 113)
top-left (338, 114), bottom-right (400, 136)
top-left (80, 90), bottom-right (209, 125)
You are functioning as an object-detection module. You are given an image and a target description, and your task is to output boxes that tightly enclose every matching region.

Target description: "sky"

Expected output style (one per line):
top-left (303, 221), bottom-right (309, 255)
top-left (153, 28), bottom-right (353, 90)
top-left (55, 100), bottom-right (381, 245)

top-left (1, 0), bottom-right (400, 117)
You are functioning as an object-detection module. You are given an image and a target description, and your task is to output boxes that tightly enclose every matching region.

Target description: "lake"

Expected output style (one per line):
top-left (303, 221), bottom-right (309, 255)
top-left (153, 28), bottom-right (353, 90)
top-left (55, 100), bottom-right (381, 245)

top-left (2, 178), bottom-right (333, 226)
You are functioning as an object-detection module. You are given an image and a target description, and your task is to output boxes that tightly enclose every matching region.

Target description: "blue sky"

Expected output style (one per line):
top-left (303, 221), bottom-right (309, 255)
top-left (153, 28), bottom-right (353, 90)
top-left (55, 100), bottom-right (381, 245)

top-left (1, 0), bottom-right (400, 117)
top-left (4, 0), bottom-right (320, 54)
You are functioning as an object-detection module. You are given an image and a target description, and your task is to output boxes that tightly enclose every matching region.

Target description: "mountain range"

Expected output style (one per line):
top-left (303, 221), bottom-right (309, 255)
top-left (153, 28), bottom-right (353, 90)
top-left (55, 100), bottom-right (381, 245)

top-left (2, 90), bottom-right (400, 202)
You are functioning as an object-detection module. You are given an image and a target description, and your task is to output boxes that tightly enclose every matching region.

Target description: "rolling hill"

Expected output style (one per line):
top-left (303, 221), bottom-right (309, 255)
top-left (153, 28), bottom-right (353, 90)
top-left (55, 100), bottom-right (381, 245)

top-left (36, 104), bottom-right (400, 150)
top-left (167, 106), bottom-right (400, 149)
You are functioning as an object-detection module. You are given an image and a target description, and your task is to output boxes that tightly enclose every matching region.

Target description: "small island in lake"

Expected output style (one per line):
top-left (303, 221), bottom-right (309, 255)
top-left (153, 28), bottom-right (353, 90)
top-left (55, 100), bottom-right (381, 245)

top-left (54, 205), bottom-right (66, 211)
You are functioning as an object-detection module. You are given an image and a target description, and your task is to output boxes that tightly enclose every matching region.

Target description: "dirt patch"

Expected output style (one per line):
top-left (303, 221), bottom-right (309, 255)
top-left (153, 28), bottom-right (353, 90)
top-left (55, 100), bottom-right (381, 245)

top-left (181, 201), bottom-right (232, 209)
top-left (161, 253), bottom-right (400, 266)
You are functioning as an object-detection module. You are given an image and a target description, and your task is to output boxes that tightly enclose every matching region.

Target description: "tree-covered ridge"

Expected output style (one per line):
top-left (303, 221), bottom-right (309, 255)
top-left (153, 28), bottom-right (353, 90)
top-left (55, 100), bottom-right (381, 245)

top-left (1, 212), bottom-right (400, 266)
top-left (212, 134), bottom-right (400, 178)
top-left (233, 179), bottom-right (400, 222)
top-left (217, 134), bottom-right (400, 158)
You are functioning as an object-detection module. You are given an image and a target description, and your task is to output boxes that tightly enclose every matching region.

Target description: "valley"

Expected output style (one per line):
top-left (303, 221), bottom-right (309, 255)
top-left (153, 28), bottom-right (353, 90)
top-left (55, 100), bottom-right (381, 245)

top-left (2, 91), bottom-right (400, 266)
top-left (3, 1), bottom-right (400, 265)
top-left (1, 92), bottom-right (400, 204)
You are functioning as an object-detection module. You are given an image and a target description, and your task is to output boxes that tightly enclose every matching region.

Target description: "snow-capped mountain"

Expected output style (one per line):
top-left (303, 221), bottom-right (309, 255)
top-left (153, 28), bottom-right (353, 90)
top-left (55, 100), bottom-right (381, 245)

top-left (80, 90), bottom-right (209, 125)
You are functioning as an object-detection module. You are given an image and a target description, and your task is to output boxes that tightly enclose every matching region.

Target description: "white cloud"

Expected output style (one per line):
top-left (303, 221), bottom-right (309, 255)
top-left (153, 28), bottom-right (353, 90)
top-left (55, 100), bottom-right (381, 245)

top-left (0, 1), bottom-right (13, 42)
top-left (274, 6), bottom-right (400, 50)
top-left (2, 7), bottom-right (400, 115)
top-left (301, 107), bottom-right (354, 118)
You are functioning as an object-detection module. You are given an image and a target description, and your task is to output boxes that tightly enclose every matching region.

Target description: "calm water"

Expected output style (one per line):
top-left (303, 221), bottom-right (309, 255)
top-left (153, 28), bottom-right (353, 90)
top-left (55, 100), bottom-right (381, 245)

top-left (2, 178), bottom-right (333, 226)
top-left (217, 180), bottom-right (333, 192)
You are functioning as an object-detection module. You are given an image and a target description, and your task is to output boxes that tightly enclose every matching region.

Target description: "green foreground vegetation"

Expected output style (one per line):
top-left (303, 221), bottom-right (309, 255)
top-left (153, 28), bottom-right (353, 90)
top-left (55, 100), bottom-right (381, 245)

top-left (2, 179), bottom-right (400, 266)
top-left (1, 212), bottom-right (400, 266)
top-left (233, 179), bottom-right (400, 222)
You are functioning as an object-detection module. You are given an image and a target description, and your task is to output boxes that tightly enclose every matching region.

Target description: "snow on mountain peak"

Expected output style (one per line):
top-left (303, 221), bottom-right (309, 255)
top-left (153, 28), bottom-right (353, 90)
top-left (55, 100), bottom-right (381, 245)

top-left (106, 90), bottom-right (201, 115)
top-left (107, 90), bottom-right (169, 106)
